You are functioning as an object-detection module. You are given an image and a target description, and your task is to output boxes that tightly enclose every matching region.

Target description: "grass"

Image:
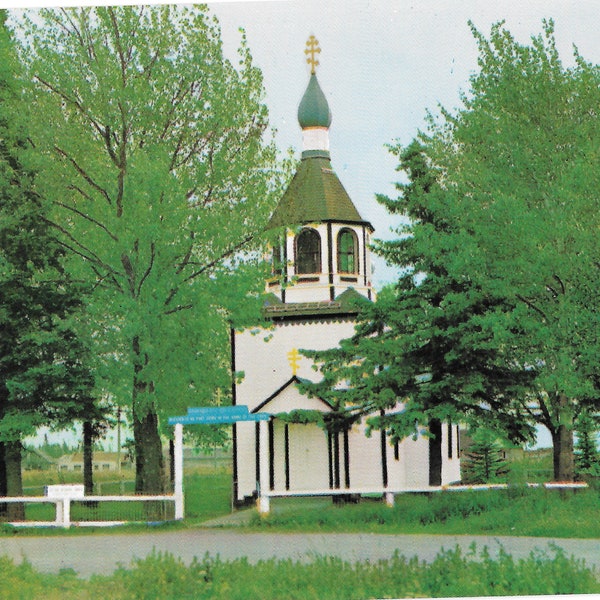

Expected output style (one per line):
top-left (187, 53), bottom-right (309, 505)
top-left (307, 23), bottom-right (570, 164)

top-left (248, 486), bottom-right (600, 538)
top-left (0, 545), bottom-right (597, 599)
top-left (5, 465), bottom-right (600, 539)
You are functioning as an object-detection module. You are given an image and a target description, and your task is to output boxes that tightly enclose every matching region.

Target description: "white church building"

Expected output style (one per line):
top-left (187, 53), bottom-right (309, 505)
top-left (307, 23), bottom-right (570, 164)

top-left (231, 39), bottom-right (460, 507)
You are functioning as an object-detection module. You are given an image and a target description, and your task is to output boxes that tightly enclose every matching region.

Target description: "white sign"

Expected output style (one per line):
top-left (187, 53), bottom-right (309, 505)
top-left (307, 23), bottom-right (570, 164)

top-left (45, 484), bottom-right (85, 499)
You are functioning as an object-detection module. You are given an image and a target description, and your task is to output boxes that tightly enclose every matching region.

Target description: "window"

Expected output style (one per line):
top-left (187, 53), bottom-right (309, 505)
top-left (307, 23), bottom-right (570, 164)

top-left (272, 243), bottom-right (283, 276)
top-left (337, 229), bottom-right (358, 273)
top-left (295, 228), bottom-right (321, 274)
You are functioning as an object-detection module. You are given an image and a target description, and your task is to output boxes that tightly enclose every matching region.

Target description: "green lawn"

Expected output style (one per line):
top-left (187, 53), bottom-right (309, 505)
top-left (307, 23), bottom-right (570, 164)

top-left (246, 486), bottom-right (600, 538)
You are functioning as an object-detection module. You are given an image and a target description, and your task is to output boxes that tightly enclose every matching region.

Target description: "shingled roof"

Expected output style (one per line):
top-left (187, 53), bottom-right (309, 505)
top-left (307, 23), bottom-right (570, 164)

top-left (268, 155), bottom-right (372, 230)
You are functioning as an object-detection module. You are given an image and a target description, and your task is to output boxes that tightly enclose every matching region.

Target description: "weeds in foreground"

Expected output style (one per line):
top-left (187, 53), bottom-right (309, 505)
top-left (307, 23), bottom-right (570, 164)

top-left (0, 545), bottom-right (597, 599)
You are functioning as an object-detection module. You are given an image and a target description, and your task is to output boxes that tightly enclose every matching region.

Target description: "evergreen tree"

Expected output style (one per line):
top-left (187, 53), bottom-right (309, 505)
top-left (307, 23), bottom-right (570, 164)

top-left (461, 428), bottom-right (509, 484)
top-left (305, 21), bottom-right (600, 482)
top-left (0, 10), bottom-right (97, 515)
top-left (574, 409), bottom-right (600, 477)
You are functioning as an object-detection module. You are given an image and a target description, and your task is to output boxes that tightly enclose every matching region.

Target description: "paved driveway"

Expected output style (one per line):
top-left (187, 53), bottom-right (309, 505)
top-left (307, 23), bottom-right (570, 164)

top-left (0, 530), bottom-right (599, 578)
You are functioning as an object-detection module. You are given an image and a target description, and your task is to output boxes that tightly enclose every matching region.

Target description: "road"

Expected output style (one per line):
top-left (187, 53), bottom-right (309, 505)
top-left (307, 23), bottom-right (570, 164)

top-left (0, 530), bottom-right (598, 578)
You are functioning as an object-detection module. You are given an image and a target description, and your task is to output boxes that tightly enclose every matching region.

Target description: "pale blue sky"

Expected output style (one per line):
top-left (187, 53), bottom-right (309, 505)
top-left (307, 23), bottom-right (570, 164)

top-left (206, 0), bottom-right (600, 288)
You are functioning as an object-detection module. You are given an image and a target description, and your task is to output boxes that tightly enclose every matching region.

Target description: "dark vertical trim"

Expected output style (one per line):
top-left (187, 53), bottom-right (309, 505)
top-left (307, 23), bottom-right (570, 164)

top-left (255, 421), bottom-right (260, 491)
top-left (394, 440), bottom-right (400, 461)
top-left (448, 419), bottom-right (453, 459)
top-left (327, 431), bottom-right (334, 489)
top-left (343, 429), bottom-right (350, 488)
top-left (380, 417), bottom-right (388, 488)
top-left (230, 327), bottom-right (238, 502)
top-left (429, 419), bottom-right (442, 486)
top-left (362, 226), bottom-right (368, 287)
top-left (282, 233), bottom-right (287, 304)
top-left (327, 222), bottom-right (335, 300)
top-left (456, 425), bottom-right (461, 456)
top-left (333, 431), bottom-right (341, 488)
top-left (268, 419), bottom-right (275, 491)
top-left (284, 423), bottom-right (290, 490)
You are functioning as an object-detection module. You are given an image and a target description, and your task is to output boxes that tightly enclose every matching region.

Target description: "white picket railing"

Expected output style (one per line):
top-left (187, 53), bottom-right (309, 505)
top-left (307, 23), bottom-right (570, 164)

top-left (256, 481), bottom-right (589, 514)
top-left (0, 484), bottom-right (183, 528)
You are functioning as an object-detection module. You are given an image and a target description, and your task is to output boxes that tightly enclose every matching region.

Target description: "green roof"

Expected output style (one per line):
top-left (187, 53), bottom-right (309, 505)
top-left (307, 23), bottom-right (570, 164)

top-left (298, 74), bottom-right (332, 129)
top-left (268, 156), bottom-right (372, 229)
top-left (263, 287), bottom-right (368, 318)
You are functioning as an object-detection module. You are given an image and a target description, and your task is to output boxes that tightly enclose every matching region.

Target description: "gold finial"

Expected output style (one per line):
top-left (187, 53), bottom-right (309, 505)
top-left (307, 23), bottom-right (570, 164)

top-left (305, 35), bottom-right (321, 74)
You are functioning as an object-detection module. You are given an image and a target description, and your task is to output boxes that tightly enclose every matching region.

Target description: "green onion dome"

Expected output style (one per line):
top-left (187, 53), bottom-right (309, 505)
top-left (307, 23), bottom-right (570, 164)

top-left (297, 74), bottom-right (332, 129)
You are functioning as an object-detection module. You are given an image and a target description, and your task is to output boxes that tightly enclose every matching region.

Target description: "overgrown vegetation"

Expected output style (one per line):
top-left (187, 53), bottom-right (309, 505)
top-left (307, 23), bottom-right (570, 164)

top-left (0, 545), bottom-right (597, 599)
top-left (249, 487), bottom-right (600, 538)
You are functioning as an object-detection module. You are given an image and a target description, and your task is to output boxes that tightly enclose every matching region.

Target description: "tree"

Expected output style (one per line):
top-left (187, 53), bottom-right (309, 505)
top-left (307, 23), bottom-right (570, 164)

top-left (461, 428), bottom-right (509, 484)
top-left (305, 21), bottom-right (600, 482)
top-left (15, 6), bottom-right (282, 493)
top-left (574, 409), bottom-right (600, 478)
top-left (0, 10), bottom-right (97, 516)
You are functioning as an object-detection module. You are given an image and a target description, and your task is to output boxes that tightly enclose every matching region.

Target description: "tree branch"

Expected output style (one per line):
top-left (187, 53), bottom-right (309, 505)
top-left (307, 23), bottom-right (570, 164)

top-left (54, 145), bottom-right (112, 206)
top-left (515, 293), bottom-right (548, 321)
top-left (137, 242), bottom-right (155, 297)
top-left (55, 200), bottom-right (119, 242)
top-left (182, 234), bottom-right (254, 284)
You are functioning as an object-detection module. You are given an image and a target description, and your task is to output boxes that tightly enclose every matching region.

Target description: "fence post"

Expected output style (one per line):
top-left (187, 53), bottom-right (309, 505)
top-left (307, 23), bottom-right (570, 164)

top-left (174, 423), bottom-right (184, 520)
top-left (257, 419), bottom-right (271, 515)
top-left (55, 500), bottom-right (63, 527)
top-left (62, 498), bottom-right (71, 528)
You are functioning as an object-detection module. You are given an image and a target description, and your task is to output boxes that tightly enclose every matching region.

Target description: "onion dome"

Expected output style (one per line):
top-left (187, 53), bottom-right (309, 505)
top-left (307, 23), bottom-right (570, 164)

top-left (298, 74), bottom-right (332, 129)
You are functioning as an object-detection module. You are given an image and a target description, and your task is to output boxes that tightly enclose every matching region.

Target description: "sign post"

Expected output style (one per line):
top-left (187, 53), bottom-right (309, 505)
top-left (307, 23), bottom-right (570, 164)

top-left (168, 406), bottom-right (270, 520)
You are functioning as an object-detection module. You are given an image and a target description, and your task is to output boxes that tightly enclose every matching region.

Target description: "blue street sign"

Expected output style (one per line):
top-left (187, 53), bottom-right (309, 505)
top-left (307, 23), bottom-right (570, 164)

top-left (168, 406), bottom-right (270, 425)
top-left (187, 406), bottom-right (249, 418)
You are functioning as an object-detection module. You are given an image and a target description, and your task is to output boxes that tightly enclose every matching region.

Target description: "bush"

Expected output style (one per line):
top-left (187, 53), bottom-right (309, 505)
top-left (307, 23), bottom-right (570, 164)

top-left (1, 546), bottom-right (598, 599)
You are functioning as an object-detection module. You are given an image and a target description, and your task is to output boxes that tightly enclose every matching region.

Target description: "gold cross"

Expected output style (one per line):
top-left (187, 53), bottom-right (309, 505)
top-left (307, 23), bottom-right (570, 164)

top-left (287, 348), bottom-right (301, 375)
top-left (305, 35), bottom-right (321, 74)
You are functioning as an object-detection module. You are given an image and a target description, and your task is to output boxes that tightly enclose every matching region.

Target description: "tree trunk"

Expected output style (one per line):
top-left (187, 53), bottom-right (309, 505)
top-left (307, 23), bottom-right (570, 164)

top-left (132, 405), bottom-right (164, 494)
top-left (551, 424), bottom-right (575, 482)
top-left (0, 442), bottom-right (6, 518)
top-left (5, 441), bottom-right (24, 521)
top-left (550, 394), bottom-right (575, 482)
top-left (132, 336), bottom-right (164, 494)
top-left (82, 420), bottom-right (94, 495)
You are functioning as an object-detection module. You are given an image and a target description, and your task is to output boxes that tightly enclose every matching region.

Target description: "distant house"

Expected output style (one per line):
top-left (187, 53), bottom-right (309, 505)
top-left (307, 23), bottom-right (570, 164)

top-left (56, 452), bottom-right (131, 472)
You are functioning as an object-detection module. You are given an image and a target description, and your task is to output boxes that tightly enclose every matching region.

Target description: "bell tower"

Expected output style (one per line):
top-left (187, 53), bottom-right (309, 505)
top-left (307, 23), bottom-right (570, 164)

top-left (267, 36), bottom-right (374, 304)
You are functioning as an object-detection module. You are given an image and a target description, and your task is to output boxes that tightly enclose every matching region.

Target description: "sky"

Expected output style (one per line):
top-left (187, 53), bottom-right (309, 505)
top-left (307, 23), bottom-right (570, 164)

top-left (5, 0), bottom-right (600, 449)
top-left (6, 0), bottom-right (600, 287)
top-left (204, 0), bottom-right (600, 288)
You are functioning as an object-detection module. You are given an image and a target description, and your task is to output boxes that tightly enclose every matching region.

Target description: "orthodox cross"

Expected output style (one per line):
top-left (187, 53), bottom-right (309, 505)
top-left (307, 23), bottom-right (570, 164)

top-left (305, 35), bottom-right (321, 74)
top-left (287, 348), bottom-right (301, 375)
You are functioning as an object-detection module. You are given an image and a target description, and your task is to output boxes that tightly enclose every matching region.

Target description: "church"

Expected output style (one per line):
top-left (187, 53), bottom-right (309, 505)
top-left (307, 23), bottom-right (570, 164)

top-left (231, 38), bottom-right (460, 507)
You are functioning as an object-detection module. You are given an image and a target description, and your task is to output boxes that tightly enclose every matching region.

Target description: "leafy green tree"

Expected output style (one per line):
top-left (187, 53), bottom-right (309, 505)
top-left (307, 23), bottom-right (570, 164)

top-left (0, 10), bottom-right (97, 515)
top-left (306, 21), bottom-right (600, 482)
top-left (15, 5), bottom-right (281, 493)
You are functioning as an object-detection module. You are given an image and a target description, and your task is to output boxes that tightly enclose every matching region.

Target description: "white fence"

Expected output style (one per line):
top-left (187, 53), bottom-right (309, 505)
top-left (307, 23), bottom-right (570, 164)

top-left (0, 484), bottom-right (183, 528)
top-left (257, 481), bottom-right (589, 514)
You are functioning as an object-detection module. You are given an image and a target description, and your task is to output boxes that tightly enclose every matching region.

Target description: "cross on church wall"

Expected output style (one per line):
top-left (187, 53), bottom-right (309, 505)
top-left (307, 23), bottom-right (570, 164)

top-left (305, 35), bottom-right (321, 74)
top-left (287, 348), bottom-right (301, 375)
